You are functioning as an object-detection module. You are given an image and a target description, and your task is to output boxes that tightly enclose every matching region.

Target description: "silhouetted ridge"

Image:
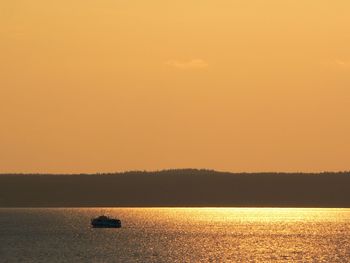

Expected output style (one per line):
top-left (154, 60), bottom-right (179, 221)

top-left (1, 169), bottom-right (350, 207)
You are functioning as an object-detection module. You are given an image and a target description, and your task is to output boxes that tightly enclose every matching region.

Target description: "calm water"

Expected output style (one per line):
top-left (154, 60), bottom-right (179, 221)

top-left (0, 208), bottom-right (350, 262)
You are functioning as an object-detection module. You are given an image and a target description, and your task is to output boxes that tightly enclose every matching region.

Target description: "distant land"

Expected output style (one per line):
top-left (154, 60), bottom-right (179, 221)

top-left (1, 169), bottom-right (350, 207)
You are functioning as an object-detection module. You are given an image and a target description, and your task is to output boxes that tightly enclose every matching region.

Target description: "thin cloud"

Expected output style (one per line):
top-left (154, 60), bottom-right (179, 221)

top-left (166, 59), bottom-right (209, 70)
top-left (335, 59), bottom-right (349, 68)
top-left (321, 59), bottom-right (350, 70)
top-left (335, 59), bottom-right (346, 66)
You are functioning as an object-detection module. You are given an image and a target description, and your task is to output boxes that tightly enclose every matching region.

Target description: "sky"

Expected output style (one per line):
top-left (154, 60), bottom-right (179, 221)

top-left (1, 0), bottom-right (350, 173)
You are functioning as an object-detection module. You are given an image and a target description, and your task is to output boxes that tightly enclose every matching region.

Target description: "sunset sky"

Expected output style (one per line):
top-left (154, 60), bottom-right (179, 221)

top-left (1, 1), bottom-right (349, 173)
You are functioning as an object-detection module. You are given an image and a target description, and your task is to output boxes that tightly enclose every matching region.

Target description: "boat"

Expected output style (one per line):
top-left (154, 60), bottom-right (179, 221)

top-left (91, 215), bottom-right (122, 228)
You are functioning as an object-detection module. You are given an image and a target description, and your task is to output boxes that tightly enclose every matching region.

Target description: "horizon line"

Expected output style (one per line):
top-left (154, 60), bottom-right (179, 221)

top-left (1, 168), bottom-right (350, 176)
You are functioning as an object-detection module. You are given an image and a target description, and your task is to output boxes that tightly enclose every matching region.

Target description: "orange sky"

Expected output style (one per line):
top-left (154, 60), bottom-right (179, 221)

top-left (1, 1), bottom-right (350, 173)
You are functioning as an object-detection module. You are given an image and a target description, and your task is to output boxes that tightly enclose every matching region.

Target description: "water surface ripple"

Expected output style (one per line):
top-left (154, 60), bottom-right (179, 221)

top-left (0, 208), bottom-right (349, 262)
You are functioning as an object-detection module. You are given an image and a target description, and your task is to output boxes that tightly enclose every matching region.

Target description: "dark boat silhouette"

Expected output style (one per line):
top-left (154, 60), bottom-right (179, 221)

top-left (91, 215), bottom-right (121, 228)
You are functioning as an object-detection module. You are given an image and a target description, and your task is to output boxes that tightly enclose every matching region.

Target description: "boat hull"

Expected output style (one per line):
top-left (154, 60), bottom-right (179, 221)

top-left (91, 218), bottom-right (121, 228)
top-left (92, 224), bottom-right (121, 228)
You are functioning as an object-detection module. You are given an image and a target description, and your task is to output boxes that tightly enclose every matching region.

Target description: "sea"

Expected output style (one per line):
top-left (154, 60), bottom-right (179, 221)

top-left (0, 208), bottom-right (349, 262)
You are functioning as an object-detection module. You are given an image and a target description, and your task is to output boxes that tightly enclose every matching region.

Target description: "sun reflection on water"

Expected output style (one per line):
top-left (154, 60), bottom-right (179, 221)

top-left (12, 207), bottom-right (348, 262)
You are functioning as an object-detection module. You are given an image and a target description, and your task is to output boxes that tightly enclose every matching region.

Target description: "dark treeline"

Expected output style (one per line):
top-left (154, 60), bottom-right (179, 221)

top-left (1, 169), bottom-right (350, 207)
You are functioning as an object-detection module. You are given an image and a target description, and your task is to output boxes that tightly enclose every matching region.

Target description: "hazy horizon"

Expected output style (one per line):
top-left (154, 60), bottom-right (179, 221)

top-left (1, 168), bottom-right (350, 175)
